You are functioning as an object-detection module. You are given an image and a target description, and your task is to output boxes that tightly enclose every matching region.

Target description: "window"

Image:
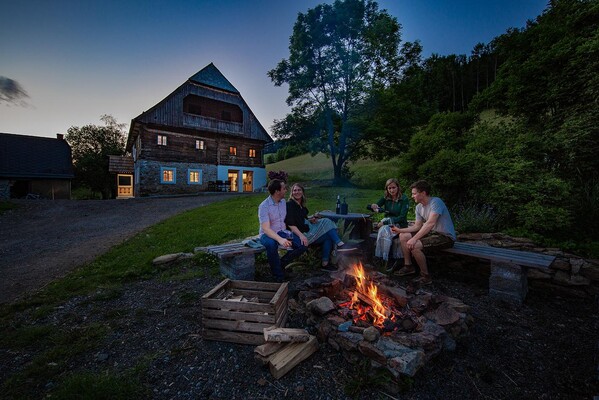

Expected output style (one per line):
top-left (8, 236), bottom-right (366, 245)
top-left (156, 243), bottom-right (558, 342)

top-left (157, 135), bottom-right (167, 146)
top-left (229, 146), bottom-right (237, 156)
top-left (188, 169), bottom-right (202, 185)
top-left (221, 111), bottom-right (231, 121)
top-left (249, 148), bottom-right (256, 158)
top-left (160, 167), bottom-right (176, 184)
top-left (196, 139), bottom-right (205, 150)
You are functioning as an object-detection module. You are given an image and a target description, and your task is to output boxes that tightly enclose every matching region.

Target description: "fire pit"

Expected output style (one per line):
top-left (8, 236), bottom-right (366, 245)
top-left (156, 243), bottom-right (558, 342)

top-left (293, 262), bottom-right (473, 378)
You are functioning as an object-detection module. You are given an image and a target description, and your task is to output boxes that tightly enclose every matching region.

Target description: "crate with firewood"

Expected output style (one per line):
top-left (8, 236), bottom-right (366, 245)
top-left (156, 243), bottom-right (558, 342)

top-left (201, 279), bottom-right (288, 345)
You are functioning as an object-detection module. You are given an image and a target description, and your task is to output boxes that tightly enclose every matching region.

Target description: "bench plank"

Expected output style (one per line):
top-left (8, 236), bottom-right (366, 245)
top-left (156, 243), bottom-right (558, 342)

top-left (442, 242), bottom-right (555, 269)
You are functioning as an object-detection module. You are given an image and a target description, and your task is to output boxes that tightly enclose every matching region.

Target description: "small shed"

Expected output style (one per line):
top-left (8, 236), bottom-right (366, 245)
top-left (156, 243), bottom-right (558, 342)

top-left (0, 133), bottom-right (74, 200)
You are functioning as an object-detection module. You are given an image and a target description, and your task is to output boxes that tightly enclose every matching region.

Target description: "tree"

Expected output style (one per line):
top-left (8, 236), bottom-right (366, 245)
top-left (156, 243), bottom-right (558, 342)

top-left (65, 115), bottom-right (127, 199)
top-left (268, 0), bottom-right (401, 182)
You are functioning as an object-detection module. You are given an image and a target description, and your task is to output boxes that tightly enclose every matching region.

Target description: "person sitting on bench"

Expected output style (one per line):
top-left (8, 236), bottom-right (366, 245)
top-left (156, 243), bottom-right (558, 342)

top-left (391, 180), bottom-right (456, 285)
top-left (369, 178), bottom-right (410, 272)
top-left (258, 179), bottom-right (307, 282)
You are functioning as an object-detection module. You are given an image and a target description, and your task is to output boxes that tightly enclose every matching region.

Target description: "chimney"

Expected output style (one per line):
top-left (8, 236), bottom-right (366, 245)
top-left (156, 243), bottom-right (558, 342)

top-left (56, 133), bottom-right (64, 140)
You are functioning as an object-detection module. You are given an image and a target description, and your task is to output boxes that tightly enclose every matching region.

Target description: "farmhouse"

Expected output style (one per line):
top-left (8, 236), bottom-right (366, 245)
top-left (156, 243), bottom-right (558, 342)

top-left (119, 63), bottom-right (273, 198)
top-left (0, 133), bottom-right (74, 200)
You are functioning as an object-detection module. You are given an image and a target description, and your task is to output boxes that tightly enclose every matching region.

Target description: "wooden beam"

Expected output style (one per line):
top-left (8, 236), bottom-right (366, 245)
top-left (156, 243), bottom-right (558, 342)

top-left (263, 327), bottom-right (310, 343)
top-left (268, 335), bottom-right (318, 379)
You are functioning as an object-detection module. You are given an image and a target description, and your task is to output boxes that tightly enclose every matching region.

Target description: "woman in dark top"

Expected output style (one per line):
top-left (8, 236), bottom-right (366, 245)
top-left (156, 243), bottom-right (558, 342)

top-left (285, 183), bottom-right (353, 270)
top-left (369, 178), bottom-right (410, 272)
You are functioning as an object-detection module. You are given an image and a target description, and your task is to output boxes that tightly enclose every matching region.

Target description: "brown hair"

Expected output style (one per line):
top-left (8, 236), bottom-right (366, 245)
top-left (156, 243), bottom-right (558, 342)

top-left (410, 180), bottom-right (432, 195)
top-left (268, 179), bottom-right (284, 195)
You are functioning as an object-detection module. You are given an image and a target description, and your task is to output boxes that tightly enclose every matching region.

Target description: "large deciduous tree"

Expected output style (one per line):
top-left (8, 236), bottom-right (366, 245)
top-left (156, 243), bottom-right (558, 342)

top-left (268, 0), bottom-right (401, 182)
top-left (65, 115), bottom-right (127, 199)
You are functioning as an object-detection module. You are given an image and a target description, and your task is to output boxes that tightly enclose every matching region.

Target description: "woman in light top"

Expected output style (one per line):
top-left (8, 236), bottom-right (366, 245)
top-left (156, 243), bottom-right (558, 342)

top-left (369, 178), bottom-right (410, 272)
top-left (285, 183), bottom-right (354, 270)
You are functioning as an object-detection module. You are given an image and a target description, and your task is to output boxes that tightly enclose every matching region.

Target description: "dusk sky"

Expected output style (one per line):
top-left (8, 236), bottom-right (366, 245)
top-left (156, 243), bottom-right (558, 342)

top-left (0, 0), bottom-right (548, 139)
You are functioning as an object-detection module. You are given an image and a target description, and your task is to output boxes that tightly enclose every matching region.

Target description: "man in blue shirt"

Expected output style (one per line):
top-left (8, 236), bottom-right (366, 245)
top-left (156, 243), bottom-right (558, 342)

top-left (391, 180), bottom-right (456, 285)
top-left (258, 179), bottom-right (307, 281)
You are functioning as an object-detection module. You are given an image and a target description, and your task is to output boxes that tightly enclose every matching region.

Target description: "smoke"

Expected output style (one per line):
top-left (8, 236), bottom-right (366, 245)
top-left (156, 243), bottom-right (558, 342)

top-left (0, 76), bottom-right (29, 106)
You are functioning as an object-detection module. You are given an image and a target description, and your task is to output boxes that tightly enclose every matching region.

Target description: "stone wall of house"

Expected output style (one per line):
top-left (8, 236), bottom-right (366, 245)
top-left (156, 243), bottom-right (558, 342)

top-left (450, 233), bottom-right (599, 299)
top-left (137, 160), bottom-right (217, 197)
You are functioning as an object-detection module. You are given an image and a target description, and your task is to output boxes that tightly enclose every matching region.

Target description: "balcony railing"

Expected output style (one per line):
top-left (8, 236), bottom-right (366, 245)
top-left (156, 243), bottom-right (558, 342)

top-left (183, 114), bottom-right (243, 136)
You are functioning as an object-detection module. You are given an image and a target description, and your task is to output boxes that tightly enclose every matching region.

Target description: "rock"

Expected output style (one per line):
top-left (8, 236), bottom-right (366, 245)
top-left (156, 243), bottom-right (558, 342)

top-left (358, 341), bottom-right (387, 364)
top-left (387, 350), bottom-right (426, 377)
top-left (336, 332), bottom-right (363, 351)
top-left (554, 270), bottom-right (590, 286)
top-left (363, 326), bottom-right (380, 342)
top-left (338, 321), bottom-right (352, 332)
top-left (527, 268), bottom-right (552, 280)
top-left (307, 296), bottom-right (336, 316)
top-left (581, 263), bottom-right (599, 281)
top-left (570, 258), bottom-right (585, 274)
top-left (424, 303), bottom-right (460, 326)
top-left (551, 258), bottom-right (571, 271)
top-left (152, 252), bottom-right (193, 265)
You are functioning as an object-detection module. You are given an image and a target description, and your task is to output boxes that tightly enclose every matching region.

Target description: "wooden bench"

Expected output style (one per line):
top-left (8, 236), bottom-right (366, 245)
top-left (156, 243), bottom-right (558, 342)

top-left (369, 233), bottom-right (556, 303)
top-left (441, 242), bottom-right (555, 303)
top-left (196, 241), bottom-right (265, 281)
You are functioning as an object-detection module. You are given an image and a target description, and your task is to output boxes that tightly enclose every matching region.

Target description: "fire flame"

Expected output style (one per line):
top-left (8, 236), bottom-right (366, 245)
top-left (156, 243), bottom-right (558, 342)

top-left (341, 262), bottom-right (394, 327)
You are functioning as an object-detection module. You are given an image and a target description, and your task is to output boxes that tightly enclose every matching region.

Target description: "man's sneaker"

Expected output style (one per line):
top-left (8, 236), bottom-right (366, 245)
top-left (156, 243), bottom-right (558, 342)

top-left (384, 259), bottom-right (398, 273)
top-left (336, 242), bottom-right (357, 252)
top-left (396, 265), bottom-right (416, 276)
top-left (414, 274), bottom-right (432, 285)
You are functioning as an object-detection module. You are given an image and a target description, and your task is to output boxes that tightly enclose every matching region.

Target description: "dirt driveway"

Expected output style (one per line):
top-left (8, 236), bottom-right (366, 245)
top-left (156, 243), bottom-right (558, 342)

top-left (0, 194), bottom-right (243, 304)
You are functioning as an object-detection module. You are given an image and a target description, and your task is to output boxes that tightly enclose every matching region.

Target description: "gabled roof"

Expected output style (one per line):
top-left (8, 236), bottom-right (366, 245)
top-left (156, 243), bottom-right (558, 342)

top-left (0, 133), bottom-right (74, 179)
top-left (189, 63), bottom-right (239, 94)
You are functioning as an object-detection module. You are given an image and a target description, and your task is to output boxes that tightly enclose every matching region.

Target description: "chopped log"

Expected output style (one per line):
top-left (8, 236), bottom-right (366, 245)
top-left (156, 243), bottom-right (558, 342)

top-left (263, 327), bottom-right (310, 343)
top-left (254, 341), bottom-right (287, 357)
top-left (268, 335), bottom-right (318, 379)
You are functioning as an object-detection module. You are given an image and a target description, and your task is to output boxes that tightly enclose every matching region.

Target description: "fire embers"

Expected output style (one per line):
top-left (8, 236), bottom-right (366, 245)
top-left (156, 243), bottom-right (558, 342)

top-left (337, 263), bottom-right (422, 333)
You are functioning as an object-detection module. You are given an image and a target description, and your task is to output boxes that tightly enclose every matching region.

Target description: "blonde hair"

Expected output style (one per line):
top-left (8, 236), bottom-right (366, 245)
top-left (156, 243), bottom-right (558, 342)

top-left (384, 178), bottom-right (402, 200)
top-left (288, 183), bottom-right (307, 206)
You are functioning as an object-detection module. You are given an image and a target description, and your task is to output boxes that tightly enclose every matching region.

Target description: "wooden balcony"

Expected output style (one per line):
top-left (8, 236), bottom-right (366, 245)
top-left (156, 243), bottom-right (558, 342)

top-left (183, 113), bottom-right (243, 136)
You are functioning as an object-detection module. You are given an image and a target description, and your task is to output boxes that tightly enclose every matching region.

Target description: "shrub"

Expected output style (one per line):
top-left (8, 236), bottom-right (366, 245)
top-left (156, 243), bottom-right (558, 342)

top-left (268, 170), bottom-right (288, 183)
top-left (453, 204), bottom-right (502, 233)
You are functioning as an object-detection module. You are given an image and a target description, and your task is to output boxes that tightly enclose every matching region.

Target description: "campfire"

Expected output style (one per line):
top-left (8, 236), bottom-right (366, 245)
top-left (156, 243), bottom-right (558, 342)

top-left (294, 259), bottom-right (474, 378)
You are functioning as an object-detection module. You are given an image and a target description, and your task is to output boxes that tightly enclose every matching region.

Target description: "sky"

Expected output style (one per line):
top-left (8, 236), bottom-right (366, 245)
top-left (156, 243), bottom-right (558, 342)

top-left (0, 0), bottom-right (549, 139)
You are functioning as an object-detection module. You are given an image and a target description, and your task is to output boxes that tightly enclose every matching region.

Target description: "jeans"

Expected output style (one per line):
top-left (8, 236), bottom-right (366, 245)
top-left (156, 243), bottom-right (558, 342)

top-left (260, 231), bottom-right (307, 280)
top-left (312, 228), bottom-right (341, 262)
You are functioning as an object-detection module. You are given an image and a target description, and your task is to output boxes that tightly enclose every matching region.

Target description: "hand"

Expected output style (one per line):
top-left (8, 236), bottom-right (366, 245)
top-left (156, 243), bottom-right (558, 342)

top-left (279, 238), bottom-right (291, 248)
top-left (390, 225), bottom-right (400, 234)
top-left (407, 237), bottom-right (417, 250)
top-left (371, 204), bottom-right (380, 212)
top-left (300, 235), bottom-right (308, 246)
top-left (376, 221), bottom-right (383, 229)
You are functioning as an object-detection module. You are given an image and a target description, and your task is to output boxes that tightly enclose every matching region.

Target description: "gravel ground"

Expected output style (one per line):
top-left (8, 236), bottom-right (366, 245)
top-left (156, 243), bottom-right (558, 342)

top-left (0, 196), bottom-right (598, 399)
top-left (0, 194), bottom-right (243, 304)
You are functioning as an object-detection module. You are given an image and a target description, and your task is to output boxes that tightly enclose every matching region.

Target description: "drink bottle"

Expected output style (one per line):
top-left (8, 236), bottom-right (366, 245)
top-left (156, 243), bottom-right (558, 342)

top-left (335, 195), bottom-right (341, 214)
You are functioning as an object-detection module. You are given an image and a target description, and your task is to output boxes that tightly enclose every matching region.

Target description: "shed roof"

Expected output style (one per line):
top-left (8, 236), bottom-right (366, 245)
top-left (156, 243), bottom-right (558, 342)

top-left (189, 63), bottom-right (239, 94)
top-left (0, 133), bottom-right (74, 179)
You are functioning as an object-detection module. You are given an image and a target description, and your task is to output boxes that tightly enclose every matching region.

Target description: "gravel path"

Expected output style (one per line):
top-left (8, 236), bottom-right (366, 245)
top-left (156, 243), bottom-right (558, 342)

top-left (0, 194), bottom-right (243, 304)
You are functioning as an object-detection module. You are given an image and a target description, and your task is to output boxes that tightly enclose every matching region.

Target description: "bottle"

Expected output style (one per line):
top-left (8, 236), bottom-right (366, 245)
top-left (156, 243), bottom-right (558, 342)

top-left (336, 195), bottom-right (341, 214)
top-left (341, 196), bottom-right (348, 215)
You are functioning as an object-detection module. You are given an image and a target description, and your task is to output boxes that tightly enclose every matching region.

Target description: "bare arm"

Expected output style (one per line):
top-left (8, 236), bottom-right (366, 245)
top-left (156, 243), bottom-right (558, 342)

top-left (391, 220), bottom-right (423, 235)
top-left (261, 221), bottom-right (291, 248)
top-left (287, 225), bottom-right (308, 246)
top-left (411, 213), bottom-right (439, 242)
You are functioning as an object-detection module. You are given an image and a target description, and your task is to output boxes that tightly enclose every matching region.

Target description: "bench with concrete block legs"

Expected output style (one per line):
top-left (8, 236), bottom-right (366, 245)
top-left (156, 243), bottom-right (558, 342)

top-left (441, 242), bottom-right (555, 304)
top-left (369, 233), bottom-right (556, 303)
top-left (195, 242), bottom-right (265, 280)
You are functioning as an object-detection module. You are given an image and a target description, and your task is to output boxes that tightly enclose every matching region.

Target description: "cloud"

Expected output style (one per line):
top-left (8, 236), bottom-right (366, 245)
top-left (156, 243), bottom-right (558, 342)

top-left (0, 76), bottom-right (29, 106)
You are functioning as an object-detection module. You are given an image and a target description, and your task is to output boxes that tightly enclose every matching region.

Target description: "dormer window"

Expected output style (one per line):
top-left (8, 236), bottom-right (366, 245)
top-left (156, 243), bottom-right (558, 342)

top-left (229, 146), bottom-right (237, 156)
top-left (157, 135), bottom-right (167, 146)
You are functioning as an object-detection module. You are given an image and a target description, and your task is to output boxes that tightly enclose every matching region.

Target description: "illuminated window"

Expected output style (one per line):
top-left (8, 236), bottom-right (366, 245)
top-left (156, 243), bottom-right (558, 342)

top-left (249, 148), bottom-right (256, 158)
top-left (160, 167), bottom-right (176, 184)
top-left (196, 139), bottom-right (205, 150)
top-left (157, 135), bottom-right (167, 146)
top-left (188, 169), bottom-right (202, 185)
top-left (229, 146), bottom-right (237, 156)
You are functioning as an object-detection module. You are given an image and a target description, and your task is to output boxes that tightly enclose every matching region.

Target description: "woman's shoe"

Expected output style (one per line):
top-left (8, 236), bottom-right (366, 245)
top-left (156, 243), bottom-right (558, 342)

top-left (384, 259), bottom-right (398, 273)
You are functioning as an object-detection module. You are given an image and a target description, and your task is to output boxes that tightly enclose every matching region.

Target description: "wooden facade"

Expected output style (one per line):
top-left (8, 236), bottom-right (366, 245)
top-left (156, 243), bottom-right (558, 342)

top-left (125, 63), bottom-right (273, 197)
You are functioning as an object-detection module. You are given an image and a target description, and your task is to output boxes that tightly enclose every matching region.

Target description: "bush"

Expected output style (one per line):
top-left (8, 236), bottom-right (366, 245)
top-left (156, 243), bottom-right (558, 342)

top-left (453, 204), bottom-right (502, 233)
top-left (267, 170), bottom-right (288, 183)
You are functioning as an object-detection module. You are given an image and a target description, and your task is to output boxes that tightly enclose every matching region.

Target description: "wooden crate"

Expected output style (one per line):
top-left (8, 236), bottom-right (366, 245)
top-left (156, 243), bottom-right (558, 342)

top-left (201, 279), bottom-right (288, 345)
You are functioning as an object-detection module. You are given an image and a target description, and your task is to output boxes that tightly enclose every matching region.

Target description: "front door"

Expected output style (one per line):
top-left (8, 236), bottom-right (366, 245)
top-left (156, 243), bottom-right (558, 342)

top-left (227, 170), bottom-right (239, 192)
top-left (242, 171), bottom-right (253, 192)
top-left (117, 174), bottom-right (133, 198)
